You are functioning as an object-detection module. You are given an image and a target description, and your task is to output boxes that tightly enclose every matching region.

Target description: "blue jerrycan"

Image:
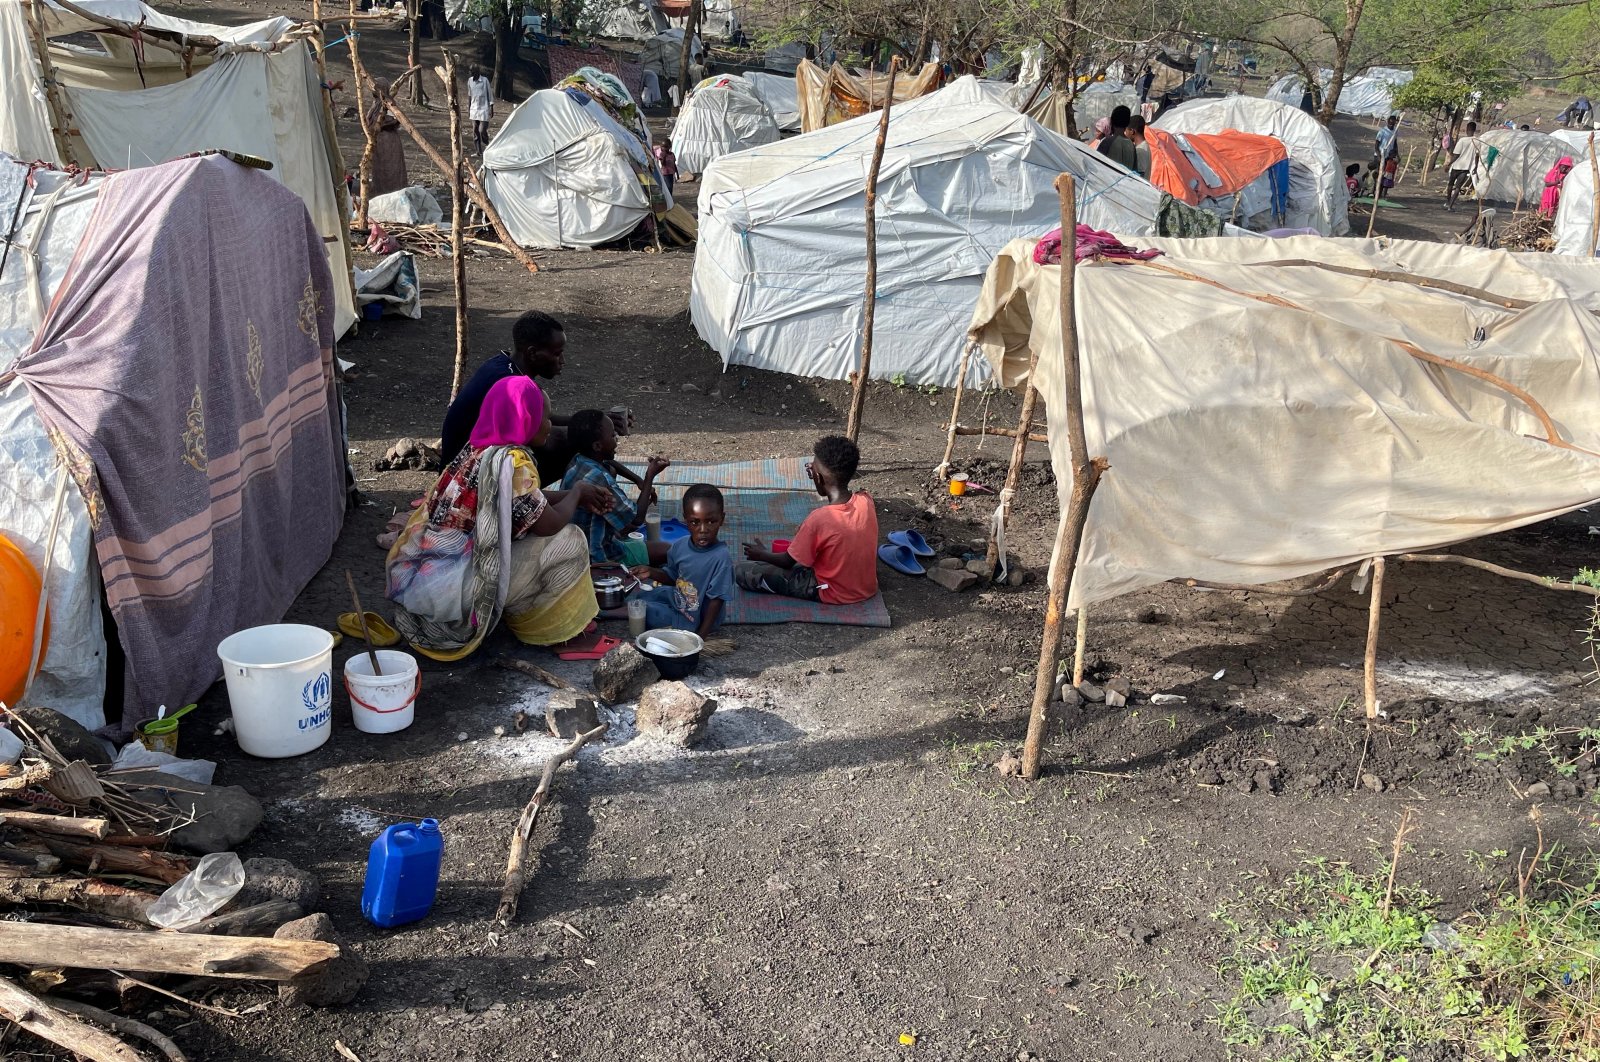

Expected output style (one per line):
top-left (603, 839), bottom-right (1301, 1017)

top-left (361, 818), bottom-right (443, 928)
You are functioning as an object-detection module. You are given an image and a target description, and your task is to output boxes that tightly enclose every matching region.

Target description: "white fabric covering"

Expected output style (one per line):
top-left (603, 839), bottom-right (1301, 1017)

top-left (968, 235), bottom-right (1600, 609)
top-left (745, 71), bottom-right (801, 132)
top-left (1478, 128), bottom-right (1567, 205)
top-left (690, 78), bottom-right (1171, 388)
top-left (672, 75), bottom-right (781, 173)
top-left (1265, 68), bottom-right (1413, 118)
top-left (481, 88), bottom-right (666, 248)
top-left (367, 185), bottom-right (443, 225)
top-left (1554, 152), bottom-right (1600, 256)
top-left (1158, 95), bottom-right (1350, 236)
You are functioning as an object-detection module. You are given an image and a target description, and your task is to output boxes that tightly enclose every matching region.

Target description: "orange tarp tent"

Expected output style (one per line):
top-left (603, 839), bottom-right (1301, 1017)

top-left (1143, 127), bottom-right (1288, 206)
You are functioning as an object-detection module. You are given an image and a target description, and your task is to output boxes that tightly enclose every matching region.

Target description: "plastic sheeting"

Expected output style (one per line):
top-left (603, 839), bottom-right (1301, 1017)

top-left (794, 59), bottom-right (942, 132)
top-left (641, 28), bottom-right (700, 82)
top-left (673, 75), bottom-right (781, 173)
top-left (481, 88), bottom-right (667, 248)
top-left (691, 78), bottom-right (1173, 388)
top-left (1158, 95), bottom-right (1350, 236)
top-left (1553, 153), bottom-right (1600, 256)
top-left (368, 185), bottom-right (443, 225)
top-left (967, 234), bottom-right (1600, 609)
top-left (1479, 129), bottom-right (1567, 206)
top-left (746, 72), bottom-right (801, 132)
top-left (1266, 67), bottom-right (1413, 118)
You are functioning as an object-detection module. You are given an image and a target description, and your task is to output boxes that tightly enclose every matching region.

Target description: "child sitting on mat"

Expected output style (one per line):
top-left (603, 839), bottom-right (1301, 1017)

top-left (630, 484), bottom-right (734, 637)
top-left (737, 435), bottom-right (878, 604)
top-left (561, 409), bottom-right (670, 566)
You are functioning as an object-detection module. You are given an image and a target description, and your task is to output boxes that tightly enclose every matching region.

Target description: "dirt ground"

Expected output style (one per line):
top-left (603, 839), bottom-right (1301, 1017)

top-left (27, 16), bottom-right (1600, 1060)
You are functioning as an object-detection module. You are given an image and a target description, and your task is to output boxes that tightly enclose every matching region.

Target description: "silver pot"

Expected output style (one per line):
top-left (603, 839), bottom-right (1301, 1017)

top-left (594, 575), bottom-right (629, 610)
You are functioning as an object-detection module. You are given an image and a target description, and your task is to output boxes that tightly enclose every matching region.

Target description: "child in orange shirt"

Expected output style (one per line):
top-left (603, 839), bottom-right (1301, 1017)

top-left (738, 436), bottom-right (879, 604)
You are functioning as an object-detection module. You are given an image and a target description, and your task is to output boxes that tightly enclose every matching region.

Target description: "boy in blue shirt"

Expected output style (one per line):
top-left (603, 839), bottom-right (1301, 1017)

top-left (629, 484), bottom-right (733, 637)
top-left (561, 408), bottom-right (670, 566)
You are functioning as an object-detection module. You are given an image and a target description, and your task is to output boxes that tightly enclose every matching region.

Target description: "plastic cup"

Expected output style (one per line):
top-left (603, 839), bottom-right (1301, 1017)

top-left (645, 511), bottom-right (662, 542)
top-left (949, 473), bottom-right (969, 497)
top-left (627, 599), bottom-right (649, 639)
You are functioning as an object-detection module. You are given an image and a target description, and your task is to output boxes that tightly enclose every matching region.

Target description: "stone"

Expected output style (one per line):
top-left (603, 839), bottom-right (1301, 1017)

top-left (1361, 773), bottom-right (1385, 793)
top-left (374, 437), bottom-right (440, 472)
top-left (1196, 769), bottom-right (1223, 786)
top-left (964, 559), bottom-right (991, 576)
top-left (928, 567), bottom-right (978, 593)
top-left (636, 681), bottom-right (716, 747)
top-left (7, 705), bottom-right (111, 766)
top-left (232, 857), bottom-right (321, 912)
top-left (1077, 682), bottom-right (1107, 704)
top-left (114, 769), bottom-right (263, 854)
top-left (593, 643), bottom-right (658, 705)
top-left (1053, 674), bottom-right (1083, 705)
top-left (1005, 565), bottom-right (1026, 587)
top-left (275, 913), bottom-right (368, 1007)
top-left (995, 751), bottom-right (1023, 778)
top-left (1103, 676), bottom-right (1130, 708)
top-left (545, 690), bottom-right (600, 739)
top-left (1525, 780), bottom-right (1552, 798)
top-left (937, 557), bottom-right (964, 570)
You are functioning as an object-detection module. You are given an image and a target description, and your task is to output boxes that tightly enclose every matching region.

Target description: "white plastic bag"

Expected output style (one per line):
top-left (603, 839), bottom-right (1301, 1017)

top-left (112, 743), bottom-right (216, 785)
top-left (147, 852), bottom-right (245, 930)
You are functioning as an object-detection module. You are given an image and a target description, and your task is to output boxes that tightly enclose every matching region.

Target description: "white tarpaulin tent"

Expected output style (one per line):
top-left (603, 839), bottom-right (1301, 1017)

top-left (673, 75), bottom-right (781, 173)
top-left (968, 234), bottom-right (1600, 609)
top-left (1479, 129), bottom-right (1567, 206)
top-left (641, 28), bottom-right (701, 83)
top-left (1158, 95), bottom-right (1350, 236)
top-left (481, 86), bottom-right (669, 248)
top-left (0, 0), bottom-right (355, 335)
top-left (1553, 156), bottom-right (1600, 256)
top-left (691, 78), bottom-right (1178, 388)
top-left (1266, 67), bottom-right (1413, 118)
top-left (746, 72), bottom-right (801, 132)
top-left (1549, 129), bottom-right (1599, 155)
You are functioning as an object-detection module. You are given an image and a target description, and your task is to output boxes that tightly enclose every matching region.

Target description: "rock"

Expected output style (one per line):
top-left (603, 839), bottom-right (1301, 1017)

top-left (1150, 693), bottom-right (1187, 706)
top-left (545, 690), bottom-right (600, 739)
top-left (7, 705), bottom-right (111, 766)
top-left (1053, 674), bottom-right (1083, 705)
top-left (1104, 676), bottom-right (1130, 708)
top-left (964, 559), bottom-right (991, 576)
top-left (1005, 565), bottom-right (1026, 587)
top-left (1196, 769), bottom-right (1223, 786)
top-left (995, 751), bottom-right (1023, 778)
top-left (928, 567), bottom-right (978, 593)
top-left (1554, 780), bottom-right (1579, 801)
top-left (593, 643), bottom-right (658, 705)
top-left (114, 769), bottom-right (263, 854)
top-left (275, 913), bottom-right (368, 1007)
top-left (1361, 773), bottom-right (1385, 793)
top-left (1077, 682), bottom-right (1106, 704)
top-left (1233, 775), bottom-right (1256, 794)
top-left (636, 681), bottom-right (716, 747)
top-left (374, 437), bottom-right (440, 472)
top-left (233, 857), bottom-right (321, 912)
top-left (680, 382), bottom-right (703, 393)
top-left (1525, 780), bottom-right (1552, 798)
top-left (937, 557), bottom-right (963, 570)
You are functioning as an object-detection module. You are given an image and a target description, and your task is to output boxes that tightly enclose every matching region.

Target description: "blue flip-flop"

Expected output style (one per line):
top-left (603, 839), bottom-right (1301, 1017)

top-left (887, 529), bottom-right (935, 557)
top-left (877, 543), bottom-right (926, 575)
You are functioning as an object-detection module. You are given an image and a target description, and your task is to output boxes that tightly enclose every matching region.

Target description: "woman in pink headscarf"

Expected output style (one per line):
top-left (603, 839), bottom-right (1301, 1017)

top-left (386, 376), bottom-right (616, 661)
top-left (1541, 156), bottom-right (1575, 217)
top-left (1087, 116), bottom-right (1111, 151)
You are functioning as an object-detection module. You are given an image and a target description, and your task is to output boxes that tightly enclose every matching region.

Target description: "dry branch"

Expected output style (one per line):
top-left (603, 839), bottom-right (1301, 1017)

top-left (845, 56), bottom-right (900, 442)
top-left (496, 658), bottom-right (598, 700)
top-left (953, 424), bottom-right (1048, 443)
top-left (1397, 553), bottom-right (1600, 596)
top-left (495, 723), bottom-right (608, 924)
top-left (0, 876), bottom-right (153, 923)
top-left (179, 900), bottom-right (304, 938)
top-left (36, 838), bottom-right (191, 885)
top-left (0, 974), bottom-right (151, 1062)
top-left (51, 999), bottom-right (186, 1062)
top-left (0, 811), bottom-right (111, 839)
top-left (0, 922), bottom-right (339, 981)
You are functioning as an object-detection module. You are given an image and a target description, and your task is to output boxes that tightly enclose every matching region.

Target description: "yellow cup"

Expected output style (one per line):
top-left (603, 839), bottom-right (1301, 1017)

top-left (948, 473), bottom-right (969, 497)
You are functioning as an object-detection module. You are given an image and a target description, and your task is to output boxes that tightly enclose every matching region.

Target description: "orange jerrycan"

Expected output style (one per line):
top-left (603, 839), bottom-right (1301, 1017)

top-left (0, 534), bottom-right (48, 706)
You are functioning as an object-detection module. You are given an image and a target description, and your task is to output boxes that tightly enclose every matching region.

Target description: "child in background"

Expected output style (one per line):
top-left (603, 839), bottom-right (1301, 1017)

top-left (738, 436), bottom-right (878, 604)
top-left (654, 138), bottom-right (678, 197)
top-left (560, 409), bottom-right (669, 566)
top-left (630, 485), bottom-right (733, 637)
top-left (1345, 163), bottom-right (1362, 201)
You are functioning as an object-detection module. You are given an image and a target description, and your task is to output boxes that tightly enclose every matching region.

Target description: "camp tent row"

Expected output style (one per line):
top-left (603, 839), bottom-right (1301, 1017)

top-left (0, 0), bottom-right (356, 335)
top-left (1265, 67), bottom-right (1413, 118)
top-left (0, 153), bottom-right (344, 731)
top-left (1476, 128), bottom-right (1567, 207)
top-left (672, 74), bottom-right (782, 173)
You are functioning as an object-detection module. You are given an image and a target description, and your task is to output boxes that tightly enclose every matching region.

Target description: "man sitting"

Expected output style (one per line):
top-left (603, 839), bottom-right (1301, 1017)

top-left (560, 409), bottom-right (670, 566)
top-left (737, 436), bottom-right (878, 604)
top-left (438, 310), bottom-right (630, 485)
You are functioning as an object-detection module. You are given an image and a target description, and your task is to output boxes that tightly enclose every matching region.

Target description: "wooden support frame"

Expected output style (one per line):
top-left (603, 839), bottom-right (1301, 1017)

top-left (440, 54), bottom-right (469, 400)
top-left (845, 56), bottom-right (900, 442)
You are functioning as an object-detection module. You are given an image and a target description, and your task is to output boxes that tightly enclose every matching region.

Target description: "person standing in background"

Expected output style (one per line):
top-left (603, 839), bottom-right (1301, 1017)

top-left (467, 65), bottom-right (493, 157)
top-left (655, 137), bottom-right (679, 197)
top-left (1128, 116), bottom-right (1151, 179)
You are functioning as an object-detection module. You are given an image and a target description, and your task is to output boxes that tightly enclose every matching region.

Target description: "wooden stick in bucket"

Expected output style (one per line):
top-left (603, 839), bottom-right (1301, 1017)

top-left (344, 570), bottom-right (384, 676)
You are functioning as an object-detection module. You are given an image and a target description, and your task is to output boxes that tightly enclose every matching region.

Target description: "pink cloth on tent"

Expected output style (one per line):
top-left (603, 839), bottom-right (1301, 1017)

top-left (5, 156), bottom-right (344, 730)
top-left (1033, 224), bottom-right (1163, 265)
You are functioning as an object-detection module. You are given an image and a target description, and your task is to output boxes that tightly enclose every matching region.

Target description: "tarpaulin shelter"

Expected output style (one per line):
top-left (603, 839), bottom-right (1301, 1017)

top-left (1266, 67), bottom-right (1412, 118)
top-left (1479, 129), bottom-right (1568, 207)
top-left (672, 74), bottom-right (781, 173)
top-left (690, 78), bottom-right (1221, 389)
top-left (1142, 128), bottom-right (1289, 226)
top-left (1157, 95), bottom-right (1350, 236)
top-left (746, 71), bottom-right (801, 132)
top-left (640, 27), bottom-right (700, 83)
top-left (0, 153), bottom-right (344, 731)
top-left (0, 0), bottom-right (356, 336)
top-left (794, 59), bottom-right (942, 132)
top-left (1552, 155), bottom-right (1600, 256)
top-left (481, 70), bottom-right (674, 248)
top-left (966, 233), bottom-right (1600, 610)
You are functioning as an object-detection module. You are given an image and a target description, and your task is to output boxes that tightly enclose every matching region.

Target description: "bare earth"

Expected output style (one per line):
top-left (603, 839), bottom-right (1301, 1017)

top-left (33, 17), bottom-right (1600, 1060)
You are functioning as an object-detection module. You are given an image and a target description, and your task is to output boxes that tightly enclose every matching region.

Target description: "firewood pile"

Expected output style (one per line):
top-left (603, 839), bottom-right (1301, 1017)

top-left (0, 709), bottom-right (366, 1061)
top-left (1496, 211), bottom-right (1556, 252)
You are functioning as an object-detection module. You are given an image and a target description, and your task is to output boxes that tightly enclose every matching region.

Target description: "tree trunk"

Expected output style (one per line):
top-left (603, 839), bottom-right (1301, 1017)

top-left (1316, 0), bottom-right (1368, 125)
top-left (675, 0), bottom-right (701, 111)
top-left (493, 12), bottom-right (519, 102)
top-left (407, 0), bottom-right (425, 105)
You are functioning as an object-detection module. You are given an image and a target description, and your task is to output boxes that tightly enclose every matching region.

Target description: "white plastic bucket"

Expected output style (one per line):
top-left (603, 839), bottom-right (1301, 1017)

top-left (344, 650), bottom-right (420, 734)
top-left (216, 624), bottom-right (334, 758)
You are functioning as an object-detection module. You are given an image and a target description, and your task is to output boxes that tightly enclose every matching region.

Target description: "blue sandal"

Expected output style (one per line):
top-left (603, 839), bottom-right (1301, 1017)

top-left (887, 529), bottom-right (935, 557)
top-left (877, 543), bottom-right (926, 576)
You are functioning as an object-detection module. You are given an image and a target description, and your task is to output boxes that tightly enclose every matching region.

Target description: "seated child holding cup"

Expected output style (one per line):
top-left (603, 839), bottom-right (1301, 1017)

top-left (629, 484), bottom-right (734, 638)
top-left (560, 409), bottom-right (670, 566)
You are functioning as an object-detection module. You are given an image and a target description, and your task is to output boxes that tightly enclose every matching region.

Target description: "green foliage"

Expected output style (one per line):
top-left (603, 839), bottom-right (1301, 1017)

top-left (1212, 853), bottom-right (1600, 1060)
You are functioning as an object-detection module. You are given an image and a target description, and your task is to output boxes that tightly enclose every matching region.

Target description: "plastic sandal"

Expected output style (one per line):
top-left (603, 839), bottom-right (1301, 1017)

top-left (555, 634), bottom-right (621, 661)
top-left (887, 529), bottom-right (935, 557)
top-left (877, 543), bottom-right (926, 576)
top-left (337, 611), bottom-right (402, 647)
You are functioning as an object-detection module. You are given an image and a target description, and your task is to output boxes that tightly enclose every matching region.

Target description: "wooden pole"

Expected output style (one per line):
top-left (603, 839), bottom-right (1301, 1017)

top-left (954, 424), bottom-right (1047, 443)
top-left (1363, 556), bottom-right (1385, 722)
top-left (1071, 605), bottom-right (1089, 686)
top-left (675, 0), bottom-right (701, 111)
top-left (0, 876), bottom-right (154, 924)
top-left (845, 56), bottom-right (900, 442)
top-left (307, 21), bottom-right (362, 319)
top-left (348, 0), bottom-right (373, 231)
top-left (365, 74), bottom-right (540, 274)
top-left (407, 0), bottom-right (424, 105)
top-left (0, 922), bottom-right (339, 981)
top-left (496, 722), bottom-right (608, 924)
top-left (981, 385), bottom-right (1041, 578)
top-left (442, 54), bottom-right (470, 401)
top-left (27, 0), bottom-right (80, 166)
top-left (0, 975), bottom-right (151, 1062)
top-left (937, 342), bottom-right (977, 478)
top-left (1587, 133), bottom-right (1598, 257)
top-left (0, 811), bottom-right (110, 839)
top-left (1021, 175), bottom-right (1107, 782)
top-left (1365, 182), bottom-right (1381, 238)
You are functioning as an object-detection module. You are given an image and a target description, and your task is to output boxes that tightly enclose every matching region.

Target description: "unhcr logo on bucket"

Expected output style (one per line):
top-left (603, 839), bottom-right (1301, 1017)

top-left (300, 672), bottom-right (332, 731)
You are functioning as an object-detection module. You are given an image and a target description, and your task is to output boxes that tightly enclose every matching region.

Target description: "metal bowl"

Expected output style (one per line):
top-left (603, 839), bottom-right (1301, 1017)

top-left (635, 629), bottom-right (703, 680)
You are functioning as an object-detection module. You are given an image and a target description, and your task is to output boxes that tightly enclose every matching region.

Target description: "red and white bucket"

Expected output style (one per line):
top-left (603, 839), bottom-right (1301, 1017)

top-left (343, 650), bottom-right (420, 735)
